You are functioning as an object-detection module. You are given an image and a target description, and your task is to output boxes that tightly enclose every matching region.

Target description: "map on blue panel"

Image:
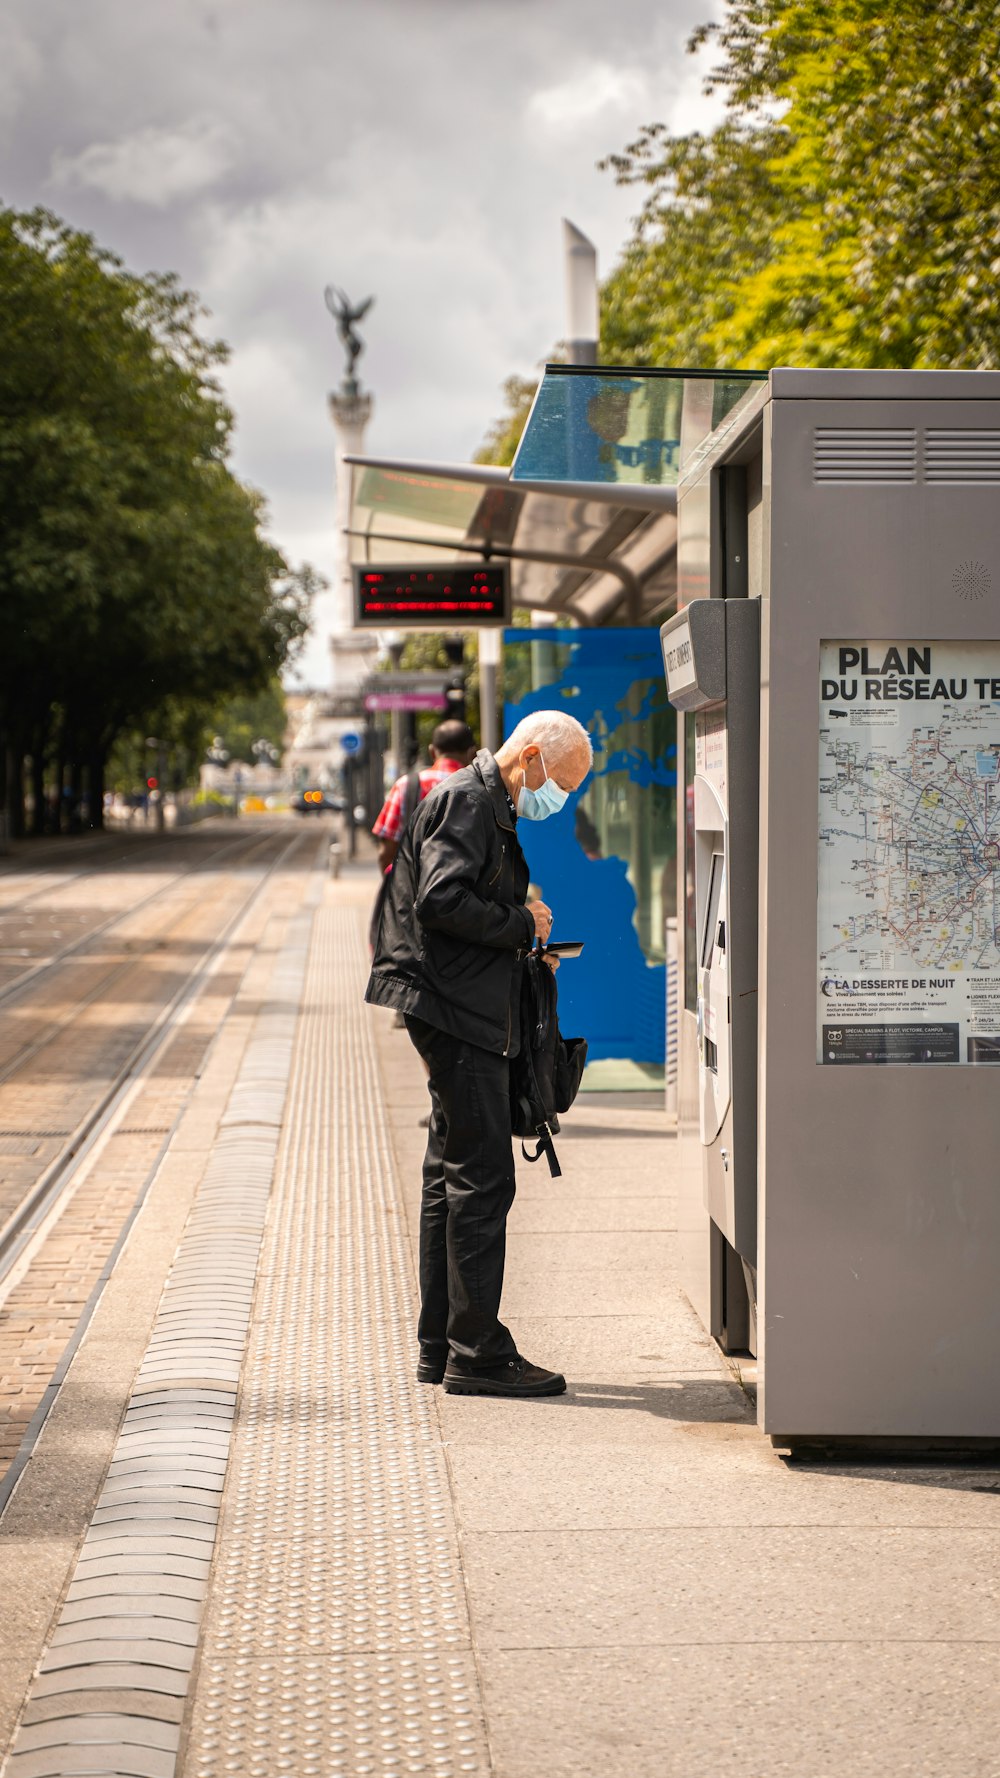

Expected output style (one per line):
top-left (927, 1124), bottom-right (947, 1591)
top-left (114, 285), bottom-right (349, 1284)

top-left (504, 628), bottom-right (676, 1064)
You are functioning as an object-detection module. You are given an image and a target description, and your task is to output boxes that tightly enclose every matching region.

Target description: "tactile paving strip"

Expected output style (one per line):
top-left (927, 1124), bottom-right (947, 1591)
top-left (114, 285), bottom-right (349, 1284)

top-left (2, 908), bottom-right (315, 1778)
top-left (180, 902), bottom-right (492, 1778)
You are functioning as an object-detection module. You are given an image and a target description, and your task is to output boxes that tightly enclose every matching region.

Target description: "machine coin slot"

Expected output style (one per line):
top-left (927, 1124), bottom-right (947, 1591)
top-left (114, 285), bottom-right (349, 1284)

top-left (701, 851), bottom-right (725, 969)
top-left (697, 828), bottom-right (730, 1131)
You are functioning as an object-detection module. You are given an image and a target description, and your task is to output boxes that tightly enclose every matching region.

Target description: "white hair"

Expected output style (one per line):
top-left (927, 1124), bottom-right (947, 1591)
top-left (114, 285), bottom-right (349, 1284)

top-left (499, 709), bottom-right (593, 768)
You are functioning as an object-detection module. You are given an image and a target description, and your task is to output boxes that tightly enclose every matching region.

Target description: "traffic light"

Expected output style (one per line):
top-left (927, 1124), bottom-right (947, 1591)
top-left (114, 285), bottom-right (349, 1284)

top-left (444, 676), bottom-right (465, 720)
top-left (443, 637), bottom-right (466, 722)
top-left (146, 776), bottom-right (158, 791)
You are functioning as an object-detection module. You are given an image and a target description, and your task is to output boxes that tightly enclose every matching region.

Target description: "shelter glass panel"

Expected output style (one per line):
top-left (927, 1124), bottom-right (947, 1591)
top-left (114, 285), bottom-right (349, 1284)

top-left (512, 366), bottom-right (767, 489)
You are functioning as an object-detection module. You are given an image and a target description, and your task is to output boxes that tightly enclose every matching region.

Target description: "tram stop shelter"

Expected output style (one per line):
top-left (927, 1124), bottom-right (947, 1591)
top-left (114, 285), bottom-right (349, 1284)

top-left (345, 368), bottom-right (759, 1086)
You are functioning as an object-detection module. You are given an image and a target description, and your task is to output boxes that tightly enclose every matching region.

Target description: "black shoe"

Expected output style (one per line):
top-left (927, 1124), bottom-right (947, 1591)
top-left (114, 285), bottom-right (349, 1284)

top-left (416, 1355), bottom-right (446, 1384)
top-left (442, 1357), bottom-right (566, 1398)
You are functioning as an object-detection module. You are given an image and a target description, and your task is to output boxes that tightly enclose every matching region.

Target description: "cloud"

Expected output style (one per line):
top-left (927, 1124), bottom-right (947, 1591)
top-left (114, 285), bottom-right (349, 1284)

top-left (52, 118), bottom-right (236, 206)
top-left (0, 17), bottom-right (43, 127)
top-left (527, 64), bottom-right (649, 135)
top-left (6, 0), bottom-right (724, 683)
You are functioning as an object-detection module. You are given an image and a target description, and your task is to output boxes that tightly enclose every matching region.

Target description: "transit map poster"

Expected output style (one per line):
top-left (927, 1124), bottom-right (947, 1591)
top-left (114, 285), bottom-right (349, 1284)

top-left (818, 640), bottom-right (1000, 1065)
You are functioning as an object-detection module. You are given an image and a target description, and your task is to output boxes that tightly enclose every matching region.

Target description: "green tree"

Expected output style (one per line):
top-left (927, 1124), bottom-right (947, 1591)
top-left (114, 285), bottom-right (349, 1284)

top-left (599, 118), bottom-right (782, 367)
top-left (474, 376), bottom-right (539, 466)
top-left (211, 677), bottom-right (288, 765)
top-left (600, 0), bottom-right (1000, 371)
top-left (0, 207), bottom-right (315, 838)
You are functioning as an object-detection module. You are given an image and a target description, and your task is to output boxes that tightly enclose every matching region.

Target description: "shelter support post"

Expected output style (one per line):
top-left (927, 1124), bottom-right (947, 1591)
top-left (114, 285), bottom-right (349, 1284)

top-left (477, 628), bottom-right (501, 753)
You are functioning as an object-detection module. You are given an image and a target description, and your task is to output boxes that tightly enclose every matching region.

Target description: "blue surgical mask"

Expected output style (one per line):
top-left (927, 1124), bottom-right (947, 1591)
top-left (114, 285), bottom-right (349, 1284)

top-left (517, 750), bottom-right (569, 822)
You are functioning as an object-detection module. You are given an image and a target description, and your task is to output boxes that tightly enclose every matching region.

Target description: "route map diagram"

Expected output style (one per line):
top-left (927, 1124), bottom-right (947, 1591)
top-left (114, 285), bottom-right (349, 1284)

top-left (817, 640), bottom-right (1000, 1065)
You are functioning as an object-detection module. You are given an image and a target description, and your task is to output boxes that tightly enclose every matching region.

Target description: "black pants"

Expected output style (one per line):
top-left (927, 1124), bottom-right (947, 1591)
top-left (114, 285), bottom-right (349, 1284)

top-left (404, 1016), bottom-right (519, 1370)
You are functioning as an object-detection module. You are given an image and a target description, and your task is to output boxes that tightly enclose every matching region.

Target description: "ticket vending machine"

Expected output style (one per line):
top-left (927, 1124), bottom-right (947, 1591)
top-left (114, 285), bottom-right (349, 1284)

top-left (663, 368), bottom-right (1000, 1451)
top-left (661, 599), bottom-right (760, 1353)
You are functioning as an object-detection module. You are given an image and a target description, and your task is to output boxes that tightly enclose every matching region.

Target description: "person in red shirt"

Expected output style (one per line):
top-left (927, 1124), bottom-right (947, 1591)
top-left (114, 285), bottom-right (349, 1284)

top-left (372, 720), bottom-right (476, 872)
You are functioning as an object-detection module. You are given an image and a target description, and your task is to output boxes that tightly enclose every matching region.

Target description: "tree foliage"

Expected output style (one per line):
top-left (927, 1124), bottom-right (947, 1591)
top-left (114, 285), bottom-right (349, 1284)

top-left (211, 677), bottom-right (289, 765)
top-left (0, 206), bottom-right (316, 835)
top-left (600, 0), bottom-right (1000, 370)
top-left (474, 376), bottom-right (539, 467)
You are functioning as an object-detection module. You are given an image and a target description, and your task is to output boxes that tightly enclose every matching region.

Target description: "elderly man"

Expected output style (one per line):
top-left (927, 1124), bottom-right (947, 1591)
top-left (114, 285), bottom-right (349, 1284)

top-left (366, 710), bottom-right (593, 1398)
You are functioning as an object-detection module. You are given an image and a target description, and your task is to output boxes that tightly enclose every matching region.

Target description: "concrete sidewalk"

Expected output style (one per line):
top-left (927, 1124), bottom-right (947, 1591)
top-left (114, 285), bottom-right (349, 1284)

top-left (2, 861), bottom-right (998, 1778)
top-left (377, 985), bottom-right (1000, 1776)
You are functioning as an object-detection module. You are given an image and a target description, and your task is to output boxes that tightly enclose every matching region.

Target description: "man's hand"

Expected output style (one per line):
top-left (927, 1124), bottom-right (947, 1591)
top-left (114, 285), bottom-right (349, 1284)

top-left (529, 899), bottom-right (554, 943)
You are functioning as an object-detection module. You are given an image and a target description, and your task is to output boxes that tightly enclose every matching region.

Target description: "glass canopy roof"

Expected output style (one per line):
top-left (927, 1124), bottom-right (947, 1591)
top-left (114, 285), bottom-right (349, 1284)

top-left (354, 465), bottom-right (485, 533)
top-left (345, 367), bottom-right (769, 626)
top-left (510, 365), bottom-right (767, 489)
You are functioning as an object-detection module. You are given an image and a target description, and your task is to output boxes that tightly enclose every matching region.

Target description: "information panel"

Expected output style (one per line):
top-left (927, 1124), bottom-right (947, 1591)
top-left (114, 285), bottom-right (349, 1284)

top-left (354, 564), bottom-right (509, 627)
top-left (818, 639), bottom-right (1000, 1064)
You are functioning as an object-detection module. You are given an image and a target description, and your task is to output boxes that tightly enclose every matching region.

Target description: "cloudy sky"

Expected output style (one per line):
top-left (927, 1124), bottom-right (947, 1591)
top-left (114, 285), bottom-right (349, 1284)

top-left (3, 0), bottom-right (723, 683)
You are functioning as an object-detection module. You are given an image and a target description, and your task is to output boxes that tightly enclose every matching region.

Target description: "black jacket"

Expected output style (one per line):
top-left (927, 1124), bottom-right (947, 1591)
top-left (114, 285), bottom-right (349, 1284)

top-left (365, 750), bottom-right (535, 1053)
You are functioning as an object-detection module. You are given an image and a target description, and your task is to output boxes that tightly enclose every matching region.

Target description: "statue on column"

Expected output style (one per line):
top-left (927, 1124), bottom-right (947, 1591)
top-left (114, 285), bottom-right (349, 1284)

top-left (324, 285), bottom-right (374, 392)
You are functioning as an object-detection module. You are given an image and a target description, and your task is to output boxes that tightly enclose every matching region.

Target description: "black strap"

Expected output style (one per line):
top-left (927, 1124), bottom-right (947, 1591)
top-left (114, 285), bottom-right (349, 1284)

top-left (520, 1130), bottom-right (562, 1179)
top-left (400, 767), bottom-right (422, 833)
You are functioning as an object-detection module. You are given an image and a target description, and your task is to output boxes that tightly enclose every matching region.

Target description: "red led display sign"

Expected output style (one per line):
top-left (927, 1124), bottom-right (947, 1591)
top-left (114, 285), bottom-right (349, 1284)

top-left (353, 563), bottom-right (510, 628)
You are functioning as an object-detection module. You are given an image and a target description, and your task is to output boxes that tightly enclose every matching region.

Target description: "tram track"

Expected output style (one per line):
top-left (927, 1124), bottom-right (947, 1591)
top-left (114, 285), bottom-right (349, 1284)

top-left (0, 826), bottom-right (182, 918)
top-left (0, 821), bottom-right (280, 1011)
top-left (0, 831), bottom-right (280, 1094)
top-left (0, 820), bottom-right (325, 1504)
top-left (0, 823), bottom-right (311, 1292)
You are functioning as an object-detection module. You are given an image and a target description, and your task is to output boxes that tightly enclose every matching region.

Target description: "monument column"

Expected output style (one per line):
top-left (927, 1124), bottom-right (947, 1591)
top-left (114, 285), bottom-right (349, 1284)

top-left (328, 382), bottom-right (378, 699)
top-left (325, 285), bottom-right (380, 702)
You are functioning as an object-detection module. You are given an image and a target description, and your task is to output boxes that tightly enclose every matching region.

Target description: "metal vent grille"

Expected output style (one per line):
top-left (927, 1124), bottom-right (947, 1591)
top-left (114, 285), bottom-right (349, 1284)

top-left (925, 430), bottom-right (1000, 484)
top-left (814, 428), bottom-right (917, 484)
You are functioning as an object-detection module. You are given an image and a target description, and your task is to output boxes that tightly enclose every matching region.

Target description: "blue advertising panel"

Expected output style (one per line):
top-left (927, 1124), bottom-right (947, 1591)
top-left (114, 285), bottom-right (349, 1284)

top-left (504, 628), bottom-right (676, 1065)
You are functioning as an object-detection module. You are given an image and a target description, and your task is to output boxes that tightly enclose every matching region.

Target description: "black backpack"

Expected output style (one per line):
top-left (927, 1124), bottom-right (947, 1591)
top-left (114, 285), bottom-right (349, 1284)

top-left (509, 946), bottom-right (588, 1177)
top-left (369, 768), bottom-right (422, 953)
